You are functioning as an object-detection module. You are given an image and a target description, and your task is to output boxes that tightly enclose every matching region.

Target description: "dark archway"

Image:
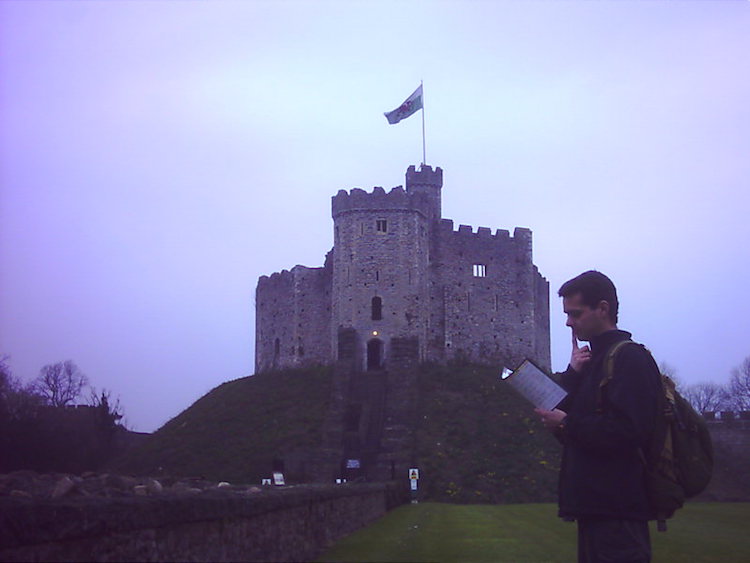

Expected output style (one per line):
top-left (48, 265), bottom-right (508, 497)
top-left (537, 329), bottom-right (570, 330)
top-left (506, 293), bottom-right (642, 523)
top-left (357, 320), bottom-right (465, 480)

top-left (367, 339), bottom-right (383, 370)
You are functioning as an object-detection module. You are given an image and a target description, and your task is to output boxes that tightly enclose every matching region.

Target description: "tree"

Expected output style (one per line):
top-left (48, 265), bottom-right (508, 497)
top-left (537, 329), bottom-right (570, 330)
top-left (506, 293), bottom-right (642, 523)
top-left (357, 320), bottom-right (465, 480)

top-left (31, 360), bottom-right (89, 407)
top-left (682, 382), bottom-right (727, 414)
top-left (0, 354), bottom-right (44, 420)
top-left (88, 387), bottom-right (125, 428)
top-left (0, 354), bottom-right (12, 402)
top-left (0, 354), bottom-right (13, 419)
top-left (726, 357), bottom-right (750, 412)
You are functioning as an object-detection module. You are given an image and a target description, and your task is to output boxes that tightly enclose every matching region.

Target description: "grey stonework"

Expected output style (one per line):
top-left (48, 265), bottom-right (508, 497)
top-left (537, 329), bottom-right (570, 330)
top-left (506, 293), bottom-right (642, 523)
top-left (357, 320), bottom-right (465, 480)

top-left (0, 481), bottom-right (406, 563)
top-left (255, 165), bottom-right (550, 374)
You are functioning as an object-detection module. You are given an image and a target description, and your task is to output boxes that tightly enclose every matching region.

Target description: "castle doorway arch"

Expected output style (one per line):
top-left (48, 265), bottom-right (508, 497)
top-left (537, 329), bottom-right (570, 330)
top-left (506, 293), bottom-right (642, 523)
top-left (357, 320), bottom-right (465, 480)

top-left (367, 338), bottom-right (383, 371)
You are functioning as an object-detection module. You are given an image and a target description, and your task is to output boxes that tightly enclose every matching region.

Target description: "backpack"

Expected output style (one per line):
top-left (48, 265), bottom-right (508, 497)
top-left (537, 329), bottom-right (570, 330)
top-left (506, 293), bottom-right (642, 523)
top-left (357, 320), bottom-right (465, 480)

top-left (601, 340), bottom-right (714, 531)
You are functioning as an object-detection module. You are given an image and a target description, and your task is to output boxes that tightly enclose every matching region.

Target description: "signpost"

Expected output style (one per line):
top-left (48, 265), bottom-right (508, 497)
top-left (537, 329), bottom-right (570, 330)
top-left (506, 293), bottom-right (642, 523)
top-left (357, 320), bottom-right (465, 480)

top-left (409, 468), bottom-right (419, 503)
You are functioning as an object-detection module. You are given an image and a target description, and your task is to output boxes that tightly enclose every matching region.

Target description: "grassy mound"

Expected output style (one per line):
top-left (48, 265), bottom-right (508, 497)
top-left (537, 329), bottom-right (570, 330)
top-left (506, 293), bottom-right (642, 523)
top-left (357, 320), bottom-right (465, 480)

top-left (112, 361), bottom-right (563, 502)
top-left (414, 362), bottom-right (560, 504)
top-left (111, 365), bottom-right (333, 483)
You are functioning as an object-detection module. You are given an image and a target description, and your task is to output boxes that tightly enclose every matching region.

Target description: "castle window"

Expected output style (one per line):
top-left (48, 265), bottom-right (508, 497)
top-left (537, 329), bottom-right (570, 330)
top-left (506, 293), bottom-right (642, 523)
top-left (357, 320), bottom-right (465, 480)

top-left (371, 296), bottom-right (383, 320)
top-left (376, 219), bottom-right (387, 233)
top-left (473, 264), bottom-right (487, 277)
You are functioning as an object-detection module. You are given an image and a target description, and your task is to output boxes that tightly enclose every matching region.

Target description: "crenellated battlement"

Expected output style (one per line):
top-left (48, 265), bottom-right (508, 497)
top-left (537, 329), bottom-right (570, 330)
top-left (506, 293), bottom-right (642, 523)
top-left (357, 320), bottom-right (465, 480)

top-left (331, 184), bottom-right (432, 218)
top-left (256, 265), bottom-right (329, 292)
top-left (438, 219), bottom-right (525, 240)
top-left (257, 269), bottom-right (293, 287)
top-left (406, 164), bottom-right (443, 189)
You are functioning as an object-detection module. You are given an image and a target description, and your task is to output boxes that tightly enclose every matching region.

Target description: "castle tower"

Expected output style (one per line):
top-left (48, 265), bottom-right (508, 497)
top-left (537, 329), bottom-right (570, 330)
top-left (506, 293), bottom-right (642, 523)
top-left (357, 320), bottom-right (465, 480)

top-left (405, 164), bottom-right (442, 224)
top-left (254, 164), bottom-right (549, 375)
top-left (330, 166), bottom-right (443, 371)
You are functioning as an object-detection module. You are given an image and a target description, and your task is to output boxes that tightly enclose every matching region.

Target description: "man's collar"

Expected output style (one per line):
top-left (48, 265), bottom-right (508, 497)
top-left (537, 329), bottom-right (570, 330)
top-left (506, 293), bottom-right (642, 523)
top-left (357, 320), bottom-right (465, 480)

top-left (589, 329), bottom-right (632, 355)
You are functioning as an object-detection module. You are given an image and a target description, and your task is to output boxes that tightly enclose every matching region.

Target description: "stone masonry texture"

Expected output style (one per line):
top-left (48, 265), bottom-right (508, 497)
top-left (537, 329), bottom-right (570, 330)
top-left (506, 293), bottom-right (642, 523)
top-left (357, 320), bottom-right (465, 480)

top-left (255, 165), bottom-right (551, 374)
top-left (0, 481), bottom-right (406, 562)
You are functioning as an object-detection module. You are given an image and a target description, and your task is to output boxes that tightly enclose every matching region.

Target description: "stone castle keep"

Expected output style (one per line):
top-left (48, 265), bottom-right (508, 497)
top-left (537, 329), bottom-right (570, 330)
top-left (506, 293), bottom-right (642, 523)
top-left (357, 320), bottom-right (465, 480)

top-left (255, 165), bottom-right (550, 374)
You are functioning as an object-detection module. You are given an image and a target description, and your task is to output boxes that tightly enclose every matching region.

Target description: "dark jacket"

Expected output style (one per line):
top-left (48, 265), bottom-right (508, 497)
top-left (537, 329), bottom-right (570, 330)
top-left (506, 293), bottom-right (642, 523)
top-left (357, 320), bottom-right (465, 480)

top-left (556, 329), bottom-right (661, 521)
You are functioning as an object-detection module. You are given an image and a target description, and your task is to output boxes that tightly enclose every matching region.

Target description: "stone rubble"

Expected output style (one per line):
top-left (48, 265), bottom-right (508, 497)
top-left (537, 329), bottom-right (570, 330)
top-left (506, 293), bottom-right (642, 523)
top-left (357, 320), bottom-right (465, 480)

top-left (0, 470), bottom-right (268, 500)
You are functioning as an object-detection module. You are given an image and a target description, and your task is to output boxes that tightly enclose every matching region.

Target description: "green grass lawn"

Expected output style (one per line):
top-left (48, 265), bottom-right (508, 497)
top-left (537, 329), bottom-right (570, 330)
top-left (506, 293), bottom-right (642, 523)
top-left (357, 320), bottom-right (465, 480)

top-left (317, 502), bottom-right (750, 563)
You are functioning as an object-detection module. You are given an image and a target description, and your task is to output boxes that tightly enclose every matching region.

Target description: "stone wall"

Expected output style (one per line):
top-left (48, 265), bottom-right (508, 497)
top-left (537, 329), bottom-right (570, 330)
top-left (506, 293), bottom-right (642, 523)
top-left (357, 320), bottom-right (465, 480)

top-left (432, 221), bottom-right (550, 370)
top-left (0, 482), bottom-right (406, 563)
top-left (708, 418), bottom-right (750, 451)
top-left (700, 419), bottom-right (750, 501)
top-left (255, 261), bottom-right (332, 373)
top-left (331, 203), bottom-right (431, 369)
top-left (533, 266), bottom-right (551, 371)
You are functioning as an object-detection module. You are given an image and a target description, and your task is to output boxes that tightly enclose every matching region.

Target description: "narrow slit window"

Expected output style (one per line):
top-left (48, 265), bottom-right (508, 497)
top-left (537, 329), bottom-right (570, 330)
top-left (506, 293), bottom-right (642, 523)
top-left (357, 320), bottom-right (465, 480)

top-left (473, 264), bottom-right (487, 277)
top-left (371, 296), bottom-right (383, 320)
top-left (376, 219), bottom-right (388, 233)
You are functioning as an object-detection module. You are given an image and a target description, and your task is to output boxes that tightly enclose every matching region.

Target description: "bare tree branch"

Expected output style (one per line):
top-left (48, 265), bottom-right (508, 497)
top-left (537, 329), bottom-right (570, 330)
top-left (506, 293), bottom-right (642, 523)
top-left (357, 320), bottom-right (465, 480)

top-left (87, 387), bottom-right (124, 426)
top-left (727, 357), bottom-right (750, 412)
top-left (32, 360), bottom-right (89, 407)
top-left (682, 382), bottom-right (728, 414)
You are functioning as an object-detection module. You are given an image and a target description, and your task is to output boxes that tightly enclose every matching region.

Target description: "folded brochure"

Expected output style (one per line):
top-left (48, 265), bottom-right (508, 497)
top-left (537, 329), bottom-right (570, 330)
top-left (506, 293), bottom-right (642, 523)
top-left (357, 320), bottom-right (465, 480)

top-left (500, 360), bottom-right (567, 411)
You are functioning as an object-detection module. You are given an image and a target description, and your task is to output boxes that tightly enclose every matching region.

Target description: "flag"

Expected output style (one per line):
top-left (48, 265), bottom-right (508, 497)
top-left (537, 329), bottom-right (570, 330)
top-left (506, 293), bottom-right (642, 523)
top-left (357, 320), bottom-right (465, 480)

top-left (384, 85), bottom-right (423, 124)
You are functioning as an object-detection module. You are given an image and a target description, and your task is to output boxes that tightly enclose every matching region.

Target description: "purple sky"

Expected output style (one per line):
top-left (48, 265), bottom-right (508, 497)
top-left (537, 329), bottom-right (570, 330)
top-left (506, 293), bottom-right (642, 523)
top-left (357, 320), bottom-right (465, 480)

top-left (2, 1), bottom-right (749, 432)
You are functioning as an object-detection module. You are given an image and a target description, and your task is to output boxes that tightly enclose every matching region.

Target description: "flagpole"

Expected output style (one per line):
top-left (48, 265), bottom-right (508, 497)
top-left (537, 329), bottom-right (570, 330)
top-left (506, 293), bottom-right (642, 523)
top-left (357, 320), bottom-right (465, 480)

top-left (421, 80), bottom-right (426, 167)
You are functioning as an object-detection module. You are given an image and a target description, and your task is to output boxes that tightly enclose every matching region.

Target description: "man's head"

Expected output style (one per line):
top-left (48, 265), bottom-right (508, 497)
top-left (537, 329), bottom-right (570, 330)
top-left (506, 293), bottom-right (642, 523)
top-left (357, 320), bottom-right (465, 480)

top-left (558, 270), bottom-right (618, 341)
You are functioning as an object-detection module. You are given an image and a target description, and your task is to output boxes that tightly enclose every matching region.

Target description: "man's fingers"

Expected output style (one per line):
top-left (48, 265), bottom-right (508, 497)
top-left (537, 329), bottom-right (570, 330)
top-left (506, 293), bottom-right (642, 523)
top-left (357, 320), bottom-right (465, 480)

top-left (571, 329), bottom-right (579, 350)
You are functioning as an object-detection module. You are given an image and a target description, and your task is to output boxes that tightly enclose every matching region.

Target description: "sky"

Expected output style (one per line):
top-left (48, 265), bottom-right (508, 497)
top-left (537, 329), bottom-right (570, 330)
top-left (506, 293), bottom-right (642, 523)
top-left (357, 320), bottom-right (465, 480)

top-left (1, 0), bottom-right (749, 433)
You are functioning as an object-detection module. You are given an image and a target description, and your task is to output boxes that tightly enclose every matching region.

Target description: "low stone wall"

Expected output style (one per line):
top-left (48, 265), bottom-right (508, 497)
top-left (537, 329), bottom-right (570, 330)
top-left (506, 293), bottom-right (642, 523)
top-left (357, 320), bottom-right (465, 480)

top-left (0, 482), bottom-right (407, 562)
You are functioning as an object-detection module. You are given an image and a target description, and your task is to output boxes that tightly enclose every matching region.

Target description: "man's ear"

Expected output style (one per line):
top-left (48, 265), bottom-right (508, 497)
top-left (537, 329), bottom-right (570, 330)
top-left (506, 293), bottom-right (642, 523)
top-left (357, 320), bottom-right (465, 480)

top-left (597, 300), bottom-right (610, 318)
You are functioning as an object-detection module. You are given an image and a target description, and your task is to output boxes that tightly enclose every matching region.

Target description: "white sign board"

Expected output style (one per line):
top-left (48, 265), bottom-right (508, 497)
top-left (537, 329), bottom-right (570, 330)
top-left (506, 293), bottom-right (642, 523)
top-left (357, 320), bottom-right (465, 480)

top-left (273, 472), bottom-right (285, 486)
top-left (409, 468), bottom-right (419, 480)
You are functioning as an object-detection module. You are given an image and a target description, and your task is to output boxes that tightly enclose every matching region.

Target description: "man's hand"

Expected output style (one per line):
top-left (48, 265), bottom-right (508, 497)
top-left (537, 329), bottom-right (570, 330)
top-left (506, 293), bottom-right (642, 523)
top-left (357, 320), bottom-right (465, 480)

top-left (535, 408), bottom-right (567, 430)
top-left (570, 329), bottom-right (591, 372)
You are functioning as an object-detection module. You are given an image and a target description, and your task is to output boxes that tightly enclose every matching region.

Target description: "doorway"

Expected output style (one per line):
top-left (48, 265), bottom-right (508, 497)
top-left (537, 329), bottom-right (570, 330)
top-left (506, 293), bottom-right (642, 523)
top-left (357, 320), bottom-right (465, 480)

top-left (367, 339), bottom-right (383, 370)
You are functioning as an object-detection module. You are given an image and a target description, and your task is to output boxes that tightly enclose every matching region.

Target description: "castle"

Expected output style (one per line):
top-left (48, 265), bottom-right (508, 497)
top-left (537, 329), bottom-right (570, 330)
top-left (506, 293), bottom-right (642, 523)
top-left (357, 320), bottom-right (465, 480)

top-left (255, 165), bottom-right (550, 374)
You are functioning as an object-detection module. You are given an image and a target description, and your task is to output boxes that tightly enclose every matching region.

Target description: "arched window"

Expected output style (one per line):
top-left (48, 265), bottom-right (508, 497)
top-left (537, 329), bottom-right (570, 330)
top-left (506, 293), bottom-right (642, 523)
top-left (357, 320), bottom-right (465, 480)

top-left (371, 296), bottom-right (383, 320)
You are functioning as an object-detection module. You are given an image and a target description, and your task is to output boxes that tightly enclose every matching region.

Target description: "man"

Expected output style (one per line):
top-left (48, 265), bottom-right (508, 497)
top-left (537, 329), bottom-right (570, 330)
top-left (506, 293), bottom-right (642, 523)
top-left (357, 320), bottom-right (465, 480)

top-left (535, 270), bottom-right (661, 563)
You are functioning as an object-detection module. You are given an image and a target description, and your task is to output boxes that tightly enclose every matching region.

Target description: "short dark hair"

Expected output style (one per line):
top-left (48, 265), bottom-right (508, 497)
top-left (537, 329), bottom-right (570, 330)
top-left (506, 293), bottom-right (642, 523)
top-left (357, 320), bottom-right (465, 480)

top-left (558, 270), bottom-right (619, 323)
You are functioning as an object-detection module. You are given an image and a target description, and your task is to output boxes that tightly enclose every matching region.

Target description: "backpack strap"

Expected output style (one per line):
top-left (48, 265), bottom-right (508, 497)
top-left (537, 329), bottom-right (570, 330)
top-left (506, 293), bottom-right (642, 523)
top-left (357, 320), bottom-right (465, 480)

top-left (597, 339), bottom-right (639, 411)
